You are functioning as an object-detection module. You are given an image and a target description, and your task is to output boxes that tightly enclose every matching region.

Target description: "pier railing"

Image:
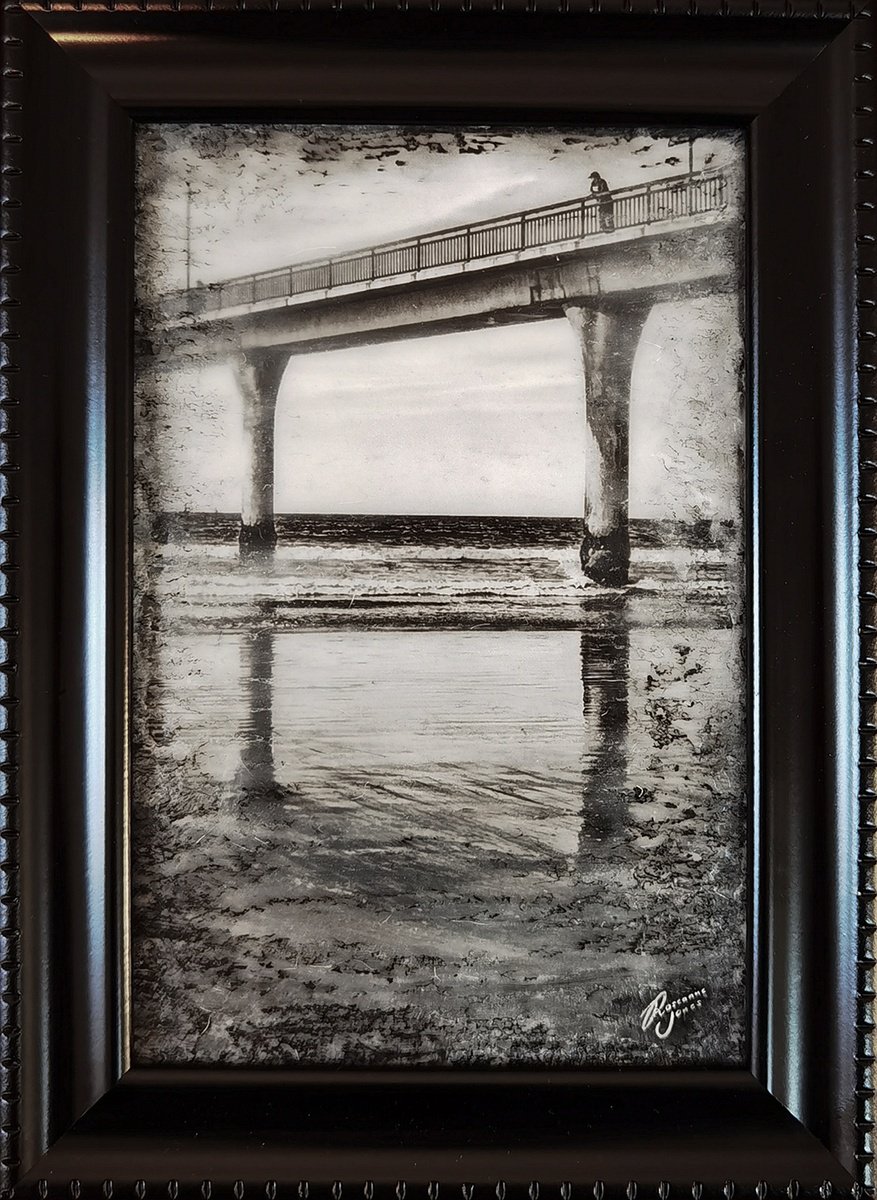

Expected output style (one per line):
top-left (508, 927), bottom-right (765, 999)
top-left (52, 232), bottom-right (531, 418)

top-left (163, 169), bottom-right (729, 321)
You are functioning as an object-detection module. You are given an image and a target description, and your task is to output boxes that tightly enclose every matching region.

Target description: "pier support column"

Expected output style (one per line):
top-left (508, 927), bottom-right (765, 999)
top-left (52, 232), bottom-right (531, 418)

top-left (565, 302), bottom-right (651, 586)
top-left (233, 349), bottom-right (288, 555)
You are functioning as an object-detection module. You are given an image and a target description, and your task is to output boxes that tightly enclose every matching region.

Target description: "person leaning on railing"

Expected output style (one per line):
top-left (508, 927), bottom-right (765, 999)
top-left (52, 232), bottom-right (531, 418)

top-left (589, 172), bottom-right (615, 232)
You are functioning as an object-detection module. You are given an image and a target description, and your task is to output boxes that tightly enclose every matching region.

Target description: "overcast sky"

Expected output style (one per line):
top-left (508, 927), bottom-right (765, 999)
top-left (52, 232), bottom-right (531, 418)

top-left (136, 126), bottom-right (745, 519)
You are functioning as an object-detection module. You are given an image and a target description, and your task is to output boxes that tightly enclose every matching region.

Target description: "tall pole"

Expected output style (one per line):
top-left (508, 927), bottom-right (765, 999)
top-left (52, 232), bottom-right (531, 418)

top-left (185, 179), bottom-right (192, 291)
top-left (688, 136), bottom-right (694, 177)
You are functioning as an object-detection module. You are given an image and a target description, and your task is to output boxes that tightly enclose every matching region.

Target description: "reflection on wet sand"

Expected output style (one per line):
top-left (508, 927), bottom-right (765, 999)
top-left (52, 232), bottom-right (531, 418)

top-left (579, 624), bottom-right (630, 852)
top-left (132, 596), bottom-right (746, 1067)
top-left (233, 621), bottom-right (633, 844)
top-left (235, 627), bottom-right (277, 798)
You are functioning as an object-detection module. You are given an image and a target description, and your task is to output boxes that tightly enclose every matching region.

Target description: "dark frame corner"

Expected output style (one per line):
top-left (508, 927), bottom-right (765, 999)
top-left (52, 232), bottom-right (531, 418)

top-left (1, 2), bottom-right (872, 1193)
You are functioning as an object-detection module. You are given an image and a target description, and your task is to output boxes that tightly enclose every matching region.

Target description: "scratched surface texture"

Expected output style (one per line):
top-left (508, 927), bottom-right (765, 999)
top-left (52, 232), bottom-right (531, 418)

top-left (131, 125), bottom-right (748, 1067)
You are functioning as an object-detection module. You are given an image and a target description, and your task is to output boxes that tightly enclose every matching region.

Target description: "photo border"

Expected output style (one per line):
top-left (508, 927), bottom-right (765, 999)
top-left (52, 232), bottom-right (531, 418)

top-left (131, 118), bottom-right (752, 1075)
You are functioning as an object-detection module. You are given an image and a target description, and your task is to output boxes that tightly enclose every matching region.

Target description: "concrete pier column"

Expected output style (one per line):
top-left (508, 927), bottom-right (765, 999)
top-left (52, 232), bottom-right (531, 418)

top-left (565, 303), bottom-right (651, 586)
top-left (233, 349), bottom-right (288, 555)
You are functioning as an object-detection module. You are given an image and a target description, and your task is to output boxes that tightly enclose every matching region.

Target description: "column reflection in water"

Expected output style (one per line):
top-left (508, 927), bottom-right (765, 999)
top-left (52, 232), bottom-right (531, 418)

top-left (578, 613), bottom-right (631, 861)
top-left (139, 594), bottom-right (171, 749)
top-left (234, 625), bottom-right (278, 798)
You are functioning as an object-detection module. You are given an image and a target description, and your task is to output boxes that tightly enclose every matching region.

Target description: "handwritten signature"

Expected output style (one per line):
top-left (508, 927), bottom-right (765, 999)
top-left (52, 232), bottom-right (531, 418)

top-left (640, 986), bottom-right (707, 1040)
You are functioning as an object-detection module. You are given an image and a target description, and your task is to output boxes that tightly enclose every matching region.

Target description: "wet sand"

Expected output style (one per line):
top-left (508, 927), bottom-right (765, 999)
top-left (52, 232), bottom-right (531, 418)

top-left (132, 592), bottom-right (747, 1066)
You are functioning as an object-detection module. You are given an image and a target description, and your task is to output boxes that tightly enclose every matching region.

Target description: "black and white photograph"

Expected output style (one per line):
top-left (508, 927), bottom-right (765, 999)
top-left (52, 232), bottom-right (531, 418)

top-left (131, 124), bottom-right (747, 1068)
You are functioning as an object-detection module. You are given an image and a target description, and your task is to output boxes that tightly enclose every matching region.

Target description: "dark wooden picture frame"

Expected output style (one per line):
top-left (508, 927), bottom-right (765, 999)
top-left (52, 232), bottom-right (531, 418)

top-left (2, 1), bottom-right (872, 1192)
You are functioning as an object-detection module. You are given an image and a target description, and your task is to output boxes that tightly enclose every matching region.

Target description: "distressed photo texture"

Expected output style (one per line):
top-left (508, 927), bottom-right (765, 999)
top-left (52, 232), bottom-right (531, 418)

top-left (132, 125), bottom-right (748, 1067)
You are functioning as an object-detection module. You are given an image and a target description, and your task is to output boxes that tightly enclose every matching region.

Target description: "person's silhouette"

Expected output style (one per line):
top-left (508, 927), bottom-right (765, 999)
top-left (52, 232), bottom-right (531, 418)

top-left (589, 171), bottom-right (615, 232)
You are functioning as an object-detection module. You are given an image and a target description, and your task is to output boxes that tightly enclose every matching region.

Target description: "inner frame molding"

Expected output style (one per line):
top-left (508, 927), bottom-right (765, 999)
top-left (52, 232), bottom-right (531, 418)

top-left (4, 3), bottom-right (868, 1191)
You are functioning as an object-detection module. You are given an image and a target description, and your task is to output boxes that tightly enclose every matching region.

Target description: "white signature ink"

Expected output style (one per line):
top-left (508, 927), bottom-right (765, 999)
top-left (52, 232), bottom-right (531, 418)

top-left (640, 986), bottom-right (708, 1040)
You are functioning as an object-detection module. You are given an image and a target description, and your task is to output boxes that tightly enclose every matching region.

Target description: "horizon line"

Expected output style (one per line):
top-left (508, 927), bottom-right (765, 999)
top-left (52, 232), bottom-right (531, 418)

top-left (153, 511), bottom-right (736, 525)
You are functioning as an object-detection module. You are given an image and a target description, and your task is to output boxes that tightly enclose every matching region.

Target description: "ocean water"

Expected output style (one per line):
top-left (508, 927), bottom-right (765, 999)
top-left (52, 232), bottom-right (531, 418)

top-left (143, 514), bottom-right (740, 631)
top-left (131, 516), bottom-right (748, 1067)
